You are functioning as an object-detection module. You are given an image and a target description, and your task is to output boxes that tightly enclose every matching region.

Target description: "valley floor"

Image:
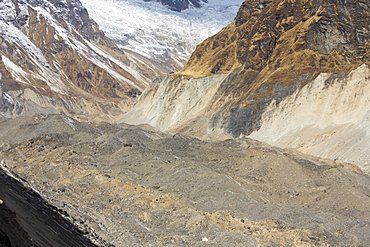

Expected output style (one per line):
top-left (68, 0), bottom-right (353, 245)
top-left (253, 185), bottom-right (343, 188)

top-left (0, 115), bottom-right (370, 246)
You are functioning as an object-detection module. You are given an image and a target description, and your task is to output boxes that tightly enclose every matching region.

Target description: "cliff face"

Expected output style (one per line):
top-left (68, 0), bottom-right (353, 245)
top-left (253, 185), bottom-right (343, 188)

top-left (0, 0), bottom-right (165, 121)
top-left (182, 0), bottom-right (370, 77)
top-left (122, 0), bottom-right (370, 168)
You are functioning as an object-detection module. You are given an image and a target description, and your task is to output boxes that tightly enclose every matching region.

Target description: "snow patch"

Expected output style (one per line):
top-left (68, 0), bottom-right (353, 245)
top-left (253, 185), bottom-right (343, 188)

top-left (0, 19), bottom-right (50, 68)
top-left (31, 5), bottom-right (146, 87)
top-left (0, 0), bottom-right (16, 21)
top-left (1, 55), bottom-right (31, 84)
top-left (62, 116), bottom-right (78, 131)
top-left (2, 92), bottom-right (14, 105)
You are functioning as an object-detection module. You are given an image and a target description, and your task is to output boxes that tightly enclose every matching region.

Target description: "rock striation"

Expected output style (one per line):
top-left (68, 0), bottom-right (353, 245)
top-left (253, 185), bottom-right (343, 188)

top-left (122, 0), bottom-right (370, 168)
top-left (0, 0), bottom-right (166, 121)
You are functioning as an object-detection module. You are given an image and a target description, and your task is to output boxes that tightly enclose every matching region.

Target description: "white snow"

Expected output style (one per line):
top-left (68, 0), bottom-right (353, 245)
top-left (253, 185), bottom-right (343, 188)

top-left (80, 0), bottom-right (244, 60)
top-left (0, 19), bottom-right (50, 68)
top-left (1, 1), bottom-right (152, 93)
top-left (62, 116), bottom-right (78, 130)
top-left (85, 41), bottom-right (146, 86)
top-left (2, 92), bottom-right (14, 105)
top-left (32, 5), bottom-right (148, 88)
top-left (0, 0), bottom-right (16, 20)
top-left (1, 55), bottom-right (31, 85)
top-left (33, 6), bottom-right (80, 50)
top-left (1, 0), bottom-right (243, 98)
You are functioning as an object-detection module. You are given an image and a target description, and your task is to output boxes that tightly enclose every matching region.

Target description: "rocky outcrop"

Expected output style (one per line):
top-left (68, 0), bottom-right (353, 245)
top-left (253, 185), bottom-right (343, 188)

top-left (181, 0), bottom-right (370, 77)
top-left (0, 0), bottom-right (166, 121)
top-left (122, 0), bottom-right (370, 168)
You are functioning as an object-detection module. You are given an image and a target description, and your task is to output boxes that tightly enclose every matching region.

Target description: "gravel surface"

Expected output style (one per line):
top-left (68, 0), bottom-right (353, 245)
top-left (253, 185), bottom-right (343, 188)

top-left (0, 115), bottom-right (369, 246)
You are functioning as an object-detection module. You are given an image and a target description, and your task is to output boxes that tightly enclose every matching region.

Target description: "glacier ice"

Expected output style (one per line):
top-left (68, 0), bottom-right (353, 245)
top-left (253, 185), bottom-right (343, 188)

top-left (80, 0), bottom-right (244, 64)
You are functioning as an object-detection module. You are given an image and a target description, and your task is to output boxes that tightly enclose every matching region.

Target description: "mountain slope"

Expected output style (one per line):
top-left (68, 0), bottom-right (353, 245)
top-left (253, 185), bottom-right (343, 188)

top-left (121, 0), bottom-right (370, 169)
top-left (0, 0), bottom-right (165, 121)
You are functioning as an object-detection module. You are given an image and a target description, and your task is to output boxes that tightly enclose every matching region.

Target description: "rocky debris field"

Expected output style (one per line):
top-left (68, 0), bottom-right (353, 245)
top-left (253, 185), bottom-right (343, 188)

top-left (0, 114), bottom-right (370, 246)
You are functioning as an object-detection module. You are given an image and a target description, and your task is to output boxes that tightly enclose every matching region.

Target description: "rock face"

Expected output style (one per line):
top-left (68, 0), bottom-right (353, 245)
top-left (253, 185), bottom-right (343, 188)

top-left (145, 0), bottom-right (208, 11)
top-left (181, 0), bottom-right (370, 77)
top-left (0, 0), bottom-right (165, 121)
top-left (122, 0), bottom-right (370, 168)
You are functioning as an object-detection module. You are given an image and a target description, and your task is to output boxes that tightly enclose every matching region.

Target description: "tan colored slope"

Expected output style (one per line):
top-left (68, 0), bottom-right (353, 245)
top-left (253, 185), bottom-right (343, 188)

top-left (118, 73), bottom-right (229, 131)
top-left (249, 64), bottom-right (370, 172)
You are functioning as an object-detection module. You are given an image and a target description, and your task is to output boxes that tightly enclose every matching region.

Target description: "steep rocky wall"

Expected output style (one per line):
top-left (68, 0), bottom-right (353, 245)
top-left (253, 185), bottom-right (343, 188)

top-left (181, 0), bottom-right (370, 78)
top-left (125, 0), bottom-right (370, 136)
top-left (0, 166), bottom-right (98, 247)
top-left (178, 0), bottom-right (370, 138)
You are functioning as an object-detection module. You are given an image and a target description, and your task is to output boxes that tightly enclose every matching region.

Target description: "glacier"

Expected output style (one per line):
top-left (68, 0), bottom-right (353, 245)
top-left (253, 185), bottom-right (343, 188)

top-left (80, 0), bottom-right (244, 65)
